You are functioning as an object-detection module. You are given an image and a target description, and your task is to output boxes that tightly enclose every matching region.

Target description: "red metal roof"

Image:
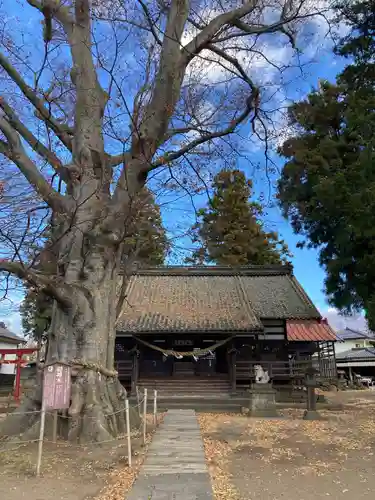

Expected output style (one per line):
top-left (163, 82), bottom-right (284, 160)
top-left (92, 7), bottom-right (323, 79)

top-left (286, 319), bottom-right (336, 342)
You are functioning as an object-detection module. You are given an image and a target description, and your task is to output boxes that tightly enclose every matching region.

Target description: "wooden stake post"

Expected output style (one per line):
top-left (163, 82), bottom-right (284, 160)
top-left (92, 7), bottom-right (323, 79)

top-left (52, 410), bottom-right (58, 443)
top-left (153, 389), bottom-right (157, 426)
top-left (36, 402), bottom-right (46, 476)
top-left (125, 399), bottom-right (132, 467)
top-left (143, 388), bottom-right (147, 445)
top-left (136, 386), bottom-right (140, 416)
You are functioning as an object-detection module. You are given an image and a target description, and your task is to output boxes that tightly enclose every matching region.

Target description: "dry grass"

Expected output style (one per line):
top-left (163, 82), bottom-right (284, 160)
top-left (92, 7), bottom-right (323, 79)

top-left (198, 392), bottom-right (375, 500)
top-left (0, 412), bottom-right (165, 500)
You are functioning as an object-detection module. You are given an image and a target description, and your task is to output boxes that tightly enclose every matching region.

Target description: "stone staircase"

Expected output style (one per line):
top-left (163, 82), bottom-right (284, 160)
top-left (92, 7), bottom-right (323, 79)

top-left (130, 377), bottom-right (321, 413)
top-left (132, 376), bottom-right (247, 412)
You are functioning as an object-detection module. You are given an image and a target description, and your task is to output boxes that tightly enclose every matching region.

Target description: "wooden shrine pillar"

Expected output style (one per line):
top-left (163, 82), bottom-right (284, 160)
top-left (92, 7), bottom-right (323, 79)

top-left (131, 345), bottom-right (139, 393)
top-left (14, 353), bottom-right (22, 402)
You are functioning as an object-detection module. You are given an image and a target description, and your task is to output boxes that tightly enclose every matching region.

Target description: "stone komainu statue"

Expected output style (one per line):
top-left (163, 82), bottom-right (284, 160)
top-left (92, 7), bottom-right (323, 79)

top-left (254, 364), bottom-right (270, 384)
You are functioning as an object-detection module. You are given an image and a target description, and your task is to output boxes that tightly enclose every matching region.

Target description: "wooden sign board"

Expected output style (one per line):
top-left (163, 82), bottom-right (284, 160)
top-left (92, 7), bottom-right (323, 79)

top-left (43, 363), bottom-right (71, 410)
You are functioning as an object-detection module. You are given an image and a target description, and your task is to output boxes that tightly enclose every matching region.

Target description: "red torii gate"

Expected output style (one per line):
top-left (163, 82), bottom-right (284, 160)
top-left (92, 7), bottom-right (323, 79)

top-left (0, 347), bottom-right (38, 402)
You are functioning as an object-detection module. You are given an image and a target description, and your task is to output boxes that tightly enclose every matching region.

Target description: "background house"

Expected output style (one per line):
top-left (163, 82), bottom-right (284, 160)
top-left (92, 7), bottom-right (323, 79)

top-left (334, 328), bottom-right (375, 382)
top-left (335, 328), bottom-right (375, 355)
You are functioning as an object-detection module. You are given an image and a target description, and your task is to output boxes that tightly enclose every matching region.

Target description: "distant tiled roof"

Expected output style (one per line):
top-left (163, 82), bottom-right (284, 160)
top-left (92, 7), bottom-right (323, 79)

top-left (335, 327), bottom-right (374, 342)
top-left (336, 347), bottom-right (375, 361)
top-left (287, 320), bottom-right (337, 341)
top-left (117, 266), bottom-right (321, 334)
top-left (0, 322), bottom-right (25, 344)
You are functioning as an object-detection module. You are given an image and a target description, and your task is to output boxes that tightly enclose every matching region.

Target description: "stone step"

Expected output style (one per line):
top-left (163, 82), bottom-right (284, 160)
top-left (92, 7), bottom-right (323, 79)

top-left (130, 397), bottom-right (247, 413)
top-left (138, 388), bottom-right (231, 394)
top-left (156, 402), bottom-right (243, 413)
top-left (137, 384), bottom-right (231, 388)
top-left (138, 380), bottom-right (230, 383)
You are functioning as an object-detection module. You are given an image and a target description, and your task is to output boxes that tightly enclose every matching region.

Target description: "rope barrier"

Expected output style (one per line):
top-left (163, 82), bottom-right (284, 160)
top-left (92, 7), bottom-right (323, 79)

top-left (0, 440), bottom-right (40, 453)
top-left (1, 409), bottom-right (41, 416)
top-left (42, 403), bottom-right (144, 421)
top-left (133, 335), bottom-right (233, 357)
top-left (0, 413), bottom-right (148, 448)
top-left (0, 388), bottom-right (161, 476)
top-left (0, 438), bottom-right (40, 446)
top-left (2, 394), bottom-right (145, 421)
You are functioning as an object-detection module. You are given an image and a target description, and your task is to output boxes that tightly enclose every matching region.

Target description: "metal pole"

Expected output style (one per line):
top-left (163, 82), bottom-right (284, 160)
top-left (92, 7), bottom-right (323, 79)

top-left (125, 399), bottom-right (132, 468)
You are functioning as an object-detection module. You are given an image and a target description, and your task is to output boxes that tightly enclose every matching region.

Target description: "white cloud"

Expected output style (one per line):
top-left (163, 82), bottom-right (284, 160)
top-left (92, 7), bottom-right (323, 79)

top-left (320, 307), bottom-right (369, 333)
top-left (0, 311), bottom-right (23, 335)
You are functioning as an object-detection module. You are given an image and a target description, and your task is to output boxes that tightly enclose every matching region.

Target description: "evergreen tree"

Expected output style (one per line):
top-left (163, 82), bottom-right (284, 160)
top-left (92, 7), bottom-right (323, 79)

top-left (21, 188), bottom-right (169, 341)
top-left (123, 188), bottom-right (169, 268)
top-left (277, 0), bottom-right (375, 327)
top-left (20, 225), bottom-right (56, 343)
top-left (187, 169), bottom-right (290, 266)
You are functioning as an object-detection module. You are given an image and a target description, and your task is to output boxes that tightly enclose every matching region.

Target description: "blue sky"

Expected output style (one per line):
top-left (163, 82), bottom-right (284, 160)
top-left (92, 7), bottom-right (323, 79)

top-left (0, 1), bottom-right (367, 334)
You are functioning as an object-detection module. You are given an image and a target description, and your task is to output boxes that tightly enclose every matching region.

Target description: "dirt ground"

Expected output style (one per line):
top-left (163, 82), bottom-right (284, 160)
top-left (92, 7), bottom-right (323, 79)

top-left (0, 414), bottom-right (163, 500)
top-left (198, 390), bottom-right (375, 500)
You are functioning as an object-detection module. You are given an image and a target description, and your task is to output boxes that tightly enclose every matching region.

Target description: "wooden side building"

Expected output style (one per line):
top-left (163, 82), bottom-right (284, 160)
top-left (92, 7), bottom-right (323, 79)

top-left (115, 265), bottom-right (337, 395)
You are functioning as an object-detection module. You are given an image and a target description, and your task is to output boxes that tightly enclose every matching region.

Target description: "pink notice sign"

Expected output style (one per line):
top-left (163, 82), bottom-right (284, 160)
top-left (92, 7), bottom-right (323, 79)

top-left (43, 363), bottom-right (71, 410)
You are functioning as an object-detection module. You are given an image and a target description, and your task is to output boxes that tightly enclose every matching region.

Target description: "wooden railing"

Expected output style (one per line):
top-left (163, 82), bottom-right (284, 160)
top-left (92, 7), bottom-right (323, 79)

top-left (236, 360), bottom-right (314, 381)
top-left (116, 360), bottom-right (133, 379)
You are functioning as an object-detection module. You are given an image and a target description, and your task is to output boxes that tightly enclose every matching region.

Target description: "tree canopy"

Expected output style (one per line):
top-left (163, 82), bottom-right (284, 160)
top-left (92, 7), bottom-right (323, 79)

top-left (187, 169), bottom-right (291, 266)
top-left (277, 0), bottom-right (375, 328)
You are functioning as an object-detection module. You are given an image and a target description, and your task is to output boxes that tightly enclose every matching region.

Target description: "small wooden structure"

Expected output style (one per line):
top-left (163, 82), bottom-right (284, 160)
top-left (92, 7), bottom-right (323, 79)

top-left (115, 266), bottom-right (338, 396)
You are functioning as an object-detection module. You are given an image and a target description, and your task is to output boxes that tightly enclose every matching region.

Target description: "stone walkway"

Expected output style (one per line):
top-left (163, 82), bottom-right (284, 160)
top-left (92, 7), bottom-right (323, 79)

top-left (126, 409), bottom-right (213, 499)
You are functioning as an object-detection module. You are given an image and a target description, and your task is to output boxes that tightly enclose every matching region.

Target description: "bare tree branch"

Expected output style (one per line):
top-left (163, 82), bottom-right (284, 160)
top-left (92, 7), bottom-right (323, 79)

top-left (133, 0), bottom-right (190, 158)
top-left (182, 2), bottom-right (259, 61)
top-left (206, 44), bottom-right (257, 90)
top-left (137, 0), bottom-right (163, 46)
top-left (0, 97), bottom-right (67, 178)
top-left (0, 260), bottom-right (71, 309)
top-left (0, 117), bottom-right (68, 212)
top-left (230, 18), bottom-right (295, 46)
top-left (152, 96), bottom-right (257, 168)
top-left (0, 51), bottom-right (73, 150)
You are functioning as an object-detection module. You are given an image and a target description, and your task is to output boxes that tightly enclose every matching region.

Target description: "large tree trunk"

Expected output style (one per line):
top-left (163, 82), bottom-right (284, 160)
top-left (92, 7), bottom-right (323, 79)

top-left (0, 243), bottom-right (141, 443)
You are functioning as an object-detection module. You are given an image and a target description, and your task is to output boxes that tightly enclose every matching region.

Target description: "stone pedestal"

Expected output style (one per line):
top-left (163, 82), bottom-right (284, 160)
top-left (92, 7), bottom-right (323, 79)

top-left (302, 371), bottom-right (322, 421)
top-left (248, 383), bottom-right (278, 417)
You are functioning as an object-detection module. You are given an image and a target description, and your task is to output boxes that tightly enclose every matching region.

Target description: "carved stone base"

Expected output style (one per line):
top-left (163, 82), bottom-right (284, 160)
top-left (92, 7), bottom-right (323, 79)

top-left (247, 383), bottom-right (279, 418)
